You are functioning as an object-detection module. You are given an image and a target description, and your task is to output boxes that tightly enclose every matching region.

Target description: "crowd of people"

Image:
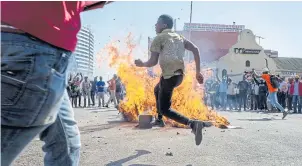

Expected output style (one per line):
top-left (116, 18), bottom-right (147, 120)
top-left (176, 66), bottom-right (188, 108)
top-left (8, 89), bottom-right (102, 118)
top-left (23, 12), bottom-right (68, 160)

top-left (204, 69), bottom-right (302, 114)
top-left (66, 73), bottom-right (125, 109)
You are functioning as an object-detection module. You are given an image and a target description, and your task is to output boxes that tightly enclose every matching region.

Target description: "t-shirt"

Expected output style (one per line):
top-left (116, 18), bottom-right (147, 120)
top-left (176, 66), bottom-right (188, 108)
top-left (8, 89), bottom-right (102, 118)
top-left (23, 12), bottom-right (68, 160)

top-left (90, 81), bottom-right (97, 92)
top-left (279, 81), bottom-right (288, 93)
top-left (238, 80), bottom-right (249, 91)
top-left (82, 81), bottom-right (91, 92)
top-left (262, 74), bottom-right (278, 93)
top-left (294, 82), bottom-right (299, 96)
top-left (108, 79), bottom-right (116, 91)
top-left (1, 1), bottom-right (105, 51)
top-left (219, 80), bottom-right (228, 93)
top-left (150, 29), bottom-right (185, 79)
top-left (96, 81), bottom-right (105, 92)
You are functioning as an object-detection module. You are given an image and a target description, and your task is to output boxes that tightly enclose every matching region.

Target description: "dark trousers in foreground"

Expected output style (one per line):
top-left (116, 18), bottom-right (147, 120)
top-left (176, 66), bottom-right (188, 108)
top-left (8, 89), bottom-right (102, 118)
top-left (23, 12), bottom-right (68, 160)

top-left (154, 75), bottom-right (190, 125)
top-left (278, 92), bottom-right (287, 108)
top-left (90, 91), bottom-right (95, 106)
top-left (227, 95), bottom-right (236, 110)
top-left (287, 94), bottom-right (293, 111)
top-left (258, 93), bottom-right (268, 110)
top-left (239, 90), bottom-right (247, 110)
top-left (251, 94), bottom-right (259, 110)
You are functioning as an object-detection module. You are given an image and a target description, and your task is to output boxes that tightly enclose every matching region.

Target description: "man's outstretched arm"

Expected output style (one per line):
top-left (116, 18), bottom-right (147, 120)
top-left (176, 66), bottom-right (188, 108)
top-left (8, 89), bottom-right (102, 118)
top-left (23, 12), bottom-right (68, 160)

top-left (135, 52), bottom-right (159, 68)
top-left (184, 39), bottom-right (204, 84)
top-left (252, 69), bottom-right (261, 78)
top-left (184, 39), bottom-right (200, 73)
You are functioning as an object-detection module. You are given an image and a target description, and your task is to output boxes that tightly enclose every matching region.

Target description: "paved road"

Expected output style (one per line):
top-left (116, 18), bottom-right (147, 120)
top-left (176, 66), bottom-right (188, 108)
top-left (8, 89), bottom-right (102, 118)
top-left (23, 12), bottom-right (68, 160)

top-left (13, 108), bottom-right (302, 166)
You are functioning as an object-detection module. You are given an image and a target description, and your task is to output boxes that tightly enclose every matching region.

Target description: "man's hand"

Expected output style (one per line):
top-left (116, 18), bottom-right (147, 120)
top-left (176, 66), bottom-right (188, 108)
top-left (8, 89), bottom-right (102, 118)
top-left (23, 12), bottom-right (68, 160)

top-left (196, 72), bottom-right (204, 84)
top-left (134, 59), bottom-right (144, 67)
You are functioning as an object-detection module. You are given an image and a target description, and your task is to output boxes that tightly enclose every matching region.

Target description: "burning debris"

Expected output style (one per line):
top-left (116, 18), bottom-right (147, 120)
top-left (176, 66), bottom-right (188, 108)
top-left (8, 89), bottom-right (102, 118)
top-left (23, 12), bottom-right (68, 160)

top-left (97, 33), bottom-right (230, 129)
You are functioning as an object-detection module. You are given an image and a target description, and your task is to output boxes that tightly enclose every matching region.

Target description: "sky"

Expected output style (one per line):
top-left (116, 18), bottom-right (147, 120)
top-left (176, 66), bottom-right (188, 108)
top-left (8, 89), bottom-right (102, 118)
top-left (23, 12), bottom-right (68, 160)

top-left (80, 1), bottom-right (302, 78)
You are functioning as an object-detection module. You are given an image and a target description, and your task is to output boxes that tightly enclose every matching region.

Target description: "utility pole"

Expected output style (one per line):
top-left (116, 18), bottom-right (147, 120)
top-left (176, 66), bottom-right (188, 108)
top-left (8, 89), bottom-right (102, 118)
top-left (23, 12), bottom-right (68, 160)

top-left (174, 19), bottom-right (177, 31)
top-left (186, 1), bottom-right (193, 62)
top-left (255, 35), bottom-right (265, 45)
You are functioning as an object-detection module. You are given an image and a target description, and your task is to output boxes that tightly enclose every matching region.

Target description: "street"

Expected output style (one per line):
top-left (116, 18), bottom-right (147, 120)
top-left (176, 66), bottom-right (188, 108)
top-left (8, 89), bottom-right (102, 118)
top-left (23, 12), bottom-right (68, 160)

top-left (13, 107), bottom-right (302, 166)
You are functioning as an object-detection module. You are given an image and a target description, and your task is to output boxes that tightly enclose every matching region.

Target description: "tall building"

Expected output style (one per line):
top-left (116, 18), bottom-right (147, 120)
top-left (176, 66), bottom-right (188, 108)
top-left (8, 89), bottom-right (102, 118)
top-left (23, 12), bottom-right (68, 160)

top-left (73, 26), bottom-right (94, 78)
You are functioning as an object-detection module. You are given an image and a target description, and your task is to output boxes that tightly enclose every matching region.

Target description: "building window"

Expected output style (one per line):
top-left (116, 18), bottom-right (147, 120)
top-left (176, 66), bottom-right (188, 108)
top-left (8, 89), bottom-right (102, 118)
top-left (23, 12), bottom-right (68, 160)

top-left (245, 60), bottom-right (250, 67)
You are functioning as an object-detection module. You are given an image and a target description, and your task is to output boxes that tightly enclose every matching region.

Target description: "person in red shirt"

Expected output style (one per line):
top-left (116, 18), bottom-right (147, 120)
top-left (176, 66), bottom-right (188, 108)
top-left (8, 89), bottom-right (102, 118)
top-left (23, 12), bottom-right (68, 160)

top-left (105, 74), bottom-right (118, 108)
top-left (1, 2), bottom-right (110, 165)
top-left (289, 76), bottom-right (302, 113)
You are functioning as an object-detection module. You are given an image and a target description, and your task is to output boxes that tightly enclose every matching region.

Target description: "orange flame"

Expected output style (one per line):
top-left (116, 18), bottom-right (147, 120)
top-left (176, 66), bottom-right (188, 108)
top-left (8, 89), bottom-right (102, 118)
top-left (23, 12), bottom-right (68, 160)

top-left (97, 33), bottom-right (230, 128)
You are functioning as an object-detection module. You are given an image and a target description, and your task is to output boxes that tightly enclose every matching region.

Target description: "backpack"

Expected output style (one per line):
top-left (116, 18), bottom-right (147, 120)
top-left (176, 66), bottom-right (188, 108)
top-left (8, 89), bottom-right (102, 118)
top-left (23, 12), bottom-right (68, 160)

top-left (270, 75), bottom-right (280, 89)
top-left (258, 84), bottom-right (267, 94)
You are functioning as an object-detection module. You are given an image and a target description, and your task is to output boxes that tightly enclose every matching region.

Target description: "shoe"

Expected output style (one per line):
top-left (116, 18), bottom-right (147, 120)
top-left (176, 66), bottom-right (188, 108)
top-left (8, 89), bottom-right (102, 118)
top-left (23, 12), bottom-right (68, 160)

top-left (282, 111), bottom-right (288, 119)
top-left (191, 120), bottom-right (204, 146)
top-left (105, 105), bottom-right (109, 108)
top-left (152, 119), bottom-right (165, 127)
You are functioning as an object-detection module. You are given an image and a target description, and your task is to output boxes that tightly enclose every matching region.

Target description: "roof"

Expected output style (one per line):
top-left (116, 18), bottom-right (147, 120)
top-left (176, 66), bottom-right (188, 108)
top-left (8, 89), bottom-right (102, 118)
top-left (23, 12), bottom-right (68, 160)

top-left (273, 57), bottom-right (302, 71)
top-left (177, 31), bottom-right (238, 62)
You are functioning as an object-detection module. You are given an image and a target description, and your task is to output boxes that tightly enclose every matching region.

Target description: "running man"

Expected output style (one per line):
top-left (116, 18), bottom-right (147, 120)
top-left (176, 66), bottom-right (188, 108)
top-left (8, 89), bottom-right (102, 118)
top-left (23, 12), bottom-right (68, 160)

top-left (134, 14), bottom-right (205, 145)
top-left (252, 68), bottom-right (289, 119)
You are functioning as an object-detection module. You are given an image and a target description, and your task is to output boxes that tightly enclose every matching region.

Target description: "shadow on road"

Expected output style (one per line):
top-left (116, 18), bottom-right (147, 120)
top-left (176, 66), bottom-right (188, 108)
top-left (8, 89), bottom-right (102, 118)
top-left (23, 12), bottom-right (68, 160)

top-left (90, 109), bottom-right (118, 113)
top-left (237, 118), bottom-right (282, 121)
top-left (105, 150), bottom-right (152, 166)
top-left (80, 119), bottom-right (134, 135)
top-left (79, 124), bottom-right (119, 134)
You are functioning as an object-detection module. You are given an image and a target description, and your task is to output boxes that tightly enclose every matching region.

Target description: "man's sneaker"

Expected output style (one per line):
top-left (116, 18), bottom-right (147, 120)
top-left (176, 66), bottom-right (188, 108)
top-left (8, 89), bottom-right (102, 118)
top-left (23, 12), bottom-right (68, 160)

top-left (191, 120), bottom-right (204, 146)
top-left (152, 119), bottom-right (165, 127)
top-left (282, 111), bottom-right (288, 119)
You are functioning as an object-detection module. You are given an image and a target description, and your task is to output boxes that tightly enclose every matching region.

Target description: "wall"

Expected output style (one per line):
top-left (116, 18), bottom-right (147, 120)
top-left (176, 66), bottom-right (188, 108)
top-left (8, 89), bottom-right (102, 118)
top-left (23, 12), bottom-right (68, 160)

top-left (217, 29), bottom-right (277, 83)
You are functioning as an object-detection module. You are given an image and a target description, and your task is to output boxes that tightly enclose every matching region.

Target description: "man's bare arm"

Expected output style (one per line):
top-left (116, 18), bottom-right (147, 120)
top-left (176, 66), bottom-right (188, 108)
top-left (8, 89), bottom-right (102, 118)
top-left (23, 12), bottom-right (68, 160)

top-left (184, 39), bottom-right (200, 73)
top-left (252, 69), bottom-right (261, 78)
top-left (143, 52), bottom-right (159, 67)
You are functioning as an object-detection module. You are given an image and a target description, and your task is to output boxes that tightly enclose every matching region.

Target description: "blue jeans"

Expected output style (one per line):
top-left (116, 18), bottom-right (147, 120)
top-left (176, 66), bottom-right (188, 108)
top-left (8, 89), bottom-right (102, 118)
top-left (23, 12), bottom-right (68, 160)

top-left (1, 32), bottom-right (80, 166)
top-left (292, 95), bottom-right (302, 113)
top-left (219, 92), bottom-right (227, 109)
top-left (268, 92), bottom-right (285, 112)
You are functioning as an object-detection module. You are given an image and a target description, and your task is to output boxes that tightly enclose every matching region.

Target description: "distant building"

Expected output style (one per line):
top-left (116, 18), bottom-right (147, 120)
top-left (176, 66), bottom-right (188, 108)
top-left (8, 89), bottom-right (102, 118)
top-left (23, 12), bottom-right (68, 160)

top-left (212, 29), bottom-right (302, 83)
top-left (272, 57), bottom-right (302, 77)
top-left (178, 23), bottom-right (245, 63)
top-left (73, 26), bottom-right (94, 78)
top-left (183, 22), bottom-right (245, 32)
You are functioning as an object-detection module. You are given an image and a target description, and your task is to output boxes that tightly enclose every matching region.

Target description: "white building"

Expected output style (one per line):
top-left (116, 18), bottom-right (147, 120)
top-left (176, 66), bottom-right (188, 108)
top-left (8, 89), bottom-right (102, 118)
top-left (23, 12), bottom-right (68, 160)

top-left (214, 29), bottom-right (302, 83)
top-left (73, 26), bottom-right (94, 78)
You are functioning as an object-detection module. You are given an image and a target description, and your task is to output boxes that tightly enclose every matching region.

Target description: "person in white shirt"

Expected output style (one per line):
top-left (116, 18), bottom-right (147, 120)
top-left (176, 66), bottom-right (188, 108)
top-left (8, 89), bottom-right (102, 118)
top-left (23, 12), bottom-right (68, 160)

top-left (278, 77), bottom-right (288, 109)
top-left (234, 84), bottom-right (240, 110)
top-left (227, 79), bottom-right (236, 110)
top-left (250, 80), bottom-right (260, 111)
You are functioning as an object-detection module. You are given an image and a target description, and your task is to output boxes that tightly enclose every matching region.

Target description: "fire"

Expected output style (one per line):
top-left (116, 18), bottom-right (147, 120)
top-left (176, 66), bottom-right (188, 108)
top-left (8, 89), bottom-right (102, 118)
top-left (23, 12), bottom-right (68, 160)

top-left (97, 34), bottom-right (230, 128)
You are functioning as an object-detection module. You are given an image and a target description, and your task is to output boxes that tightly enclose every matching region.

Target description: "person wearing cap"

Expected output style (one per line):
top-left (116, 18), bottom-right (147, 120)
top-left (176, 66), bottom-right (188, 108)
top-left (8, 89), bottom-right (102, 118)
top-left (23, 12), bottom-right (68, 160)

top-left (1, 1), bottom-right (111, 165)
top-left (252, 68), bottom-right (289, 119)
top-left (289, 76), bottom-right (302, 113)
